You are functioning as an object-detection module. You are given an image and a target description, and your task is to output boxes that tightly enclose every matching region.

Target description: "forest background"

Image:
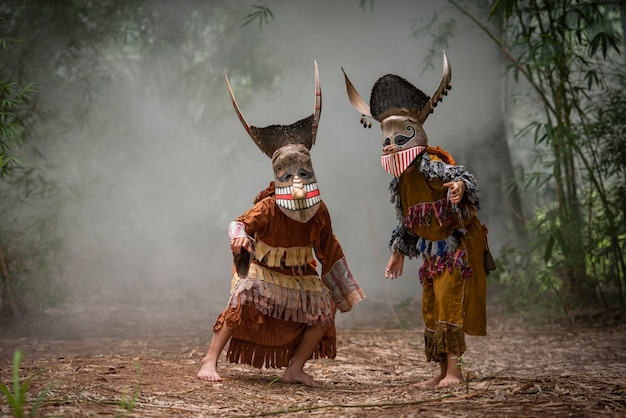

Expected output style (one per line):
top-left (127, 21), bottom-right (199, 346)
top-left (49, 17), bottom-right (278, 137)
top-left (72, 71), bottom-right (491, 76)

top-left (1, 0), bottom-right (625, 340)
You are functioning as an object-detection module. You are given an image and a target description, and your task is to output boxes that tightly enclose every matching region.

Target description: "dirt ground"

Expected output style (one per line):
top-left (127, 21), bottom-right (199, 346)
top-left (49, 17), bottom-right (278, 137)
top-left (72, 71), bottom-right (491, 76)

top-left (1, 298), bottom-right (625, 418)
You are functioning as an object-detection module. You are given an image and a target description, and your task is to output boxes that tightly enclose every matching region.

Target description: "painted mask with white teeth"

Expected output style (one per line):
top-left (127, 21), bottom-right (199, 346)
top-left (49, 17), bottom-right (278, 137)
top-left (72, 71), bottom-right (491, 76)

top-left (272, 144), bottom-right (321, 223)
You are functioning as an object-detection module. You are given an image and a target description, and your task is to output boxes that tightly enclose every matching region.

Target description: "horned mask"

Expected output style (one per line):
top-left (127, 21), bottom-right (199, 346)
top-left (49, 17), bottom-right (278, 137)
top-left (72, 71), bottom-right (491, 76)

top-left (342, 51), bottom-right (452, 177)
top-left (225, 61), bottom-right (322, 223)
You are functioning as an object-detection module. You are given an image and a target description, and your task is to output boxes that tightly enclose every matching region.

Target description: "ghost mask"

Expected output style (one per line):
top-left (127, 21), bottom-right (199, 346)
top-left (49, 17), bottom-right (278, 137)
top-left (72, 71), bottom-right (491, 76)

top-left (380, 116), bottom-right (427, 177)
top-left (225, 61), bottom-right (323, 223)
top-left (272, 144), bottom-right (321, 222)
top-left (342, 51), bottom-right (452, 177)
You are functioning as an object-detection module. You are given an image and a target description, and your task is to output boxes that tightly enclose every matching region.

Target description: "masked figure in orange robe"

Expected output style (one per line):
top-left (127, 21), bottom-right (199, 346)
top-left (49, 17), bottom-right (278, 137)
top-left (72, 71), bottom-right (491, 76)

top-left (197, 62), bottom-right (365, 387)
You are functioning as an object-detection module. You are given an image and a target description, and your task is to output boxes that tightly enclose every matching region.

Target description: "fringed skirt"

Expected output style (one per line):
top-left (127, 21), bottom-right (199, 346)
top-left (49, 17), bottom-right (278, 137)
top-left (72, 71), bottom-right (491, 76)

top-left (213, 263), bottom-right (337, 369)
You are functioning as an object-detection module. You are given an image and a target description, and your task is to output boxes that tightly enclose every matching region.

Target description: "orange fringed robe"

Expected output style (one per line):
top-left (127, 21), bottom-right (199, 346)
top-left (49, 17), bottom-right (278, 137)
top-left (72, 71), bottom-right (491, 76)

top-left (214, 184), bottom-right (365, 369)
top-left (390, 146), bottom-right (488, 363)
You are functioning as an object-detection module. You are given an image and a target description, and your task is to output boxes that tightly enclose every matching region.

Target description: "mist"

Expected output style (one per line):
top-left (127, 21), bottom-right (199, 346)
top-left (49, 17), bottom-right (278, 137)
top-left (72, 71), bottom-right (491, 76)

top-left (3, 0), bottom-right (512, 338)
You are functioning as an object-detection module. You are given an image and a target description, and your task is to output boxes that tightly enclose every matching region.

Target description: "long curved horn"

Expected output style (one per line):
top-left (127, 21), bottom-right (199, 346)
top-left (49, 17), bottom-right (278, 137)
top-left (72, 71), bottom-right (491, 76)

top-left (224, 74), bottom-right (251, 135)
top-left (311, 60), bottom-right (322, 146)
top-left (341, 67), bottom-right (372, 117)
top-left (418, 50), bottom-right (452, 124)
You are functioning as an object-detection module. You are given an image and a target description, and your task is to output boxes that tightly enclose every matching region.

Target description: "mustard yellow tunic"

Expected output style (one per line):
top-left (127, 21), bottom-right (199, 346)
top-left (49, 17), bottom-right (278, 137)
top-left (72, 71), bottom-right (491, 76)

top-left (214, 183), bottom-right (365, 368)
top-left (390, 147), bottom-right (488, 362)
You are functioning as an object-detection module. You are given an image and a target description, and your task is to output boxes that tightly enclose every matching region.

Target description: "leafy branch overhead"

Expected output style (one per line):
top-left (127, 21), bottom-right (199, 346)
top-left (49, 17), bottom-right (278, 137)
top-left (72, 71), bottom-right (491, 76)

top-left (0, 76), bottom-right (37, 176)
top-left (238, 4), bottom-right (275, 29)
top-left (456, 0), bottom-right (625, 316)
top-left (411, 0), bottom-right (626, 318)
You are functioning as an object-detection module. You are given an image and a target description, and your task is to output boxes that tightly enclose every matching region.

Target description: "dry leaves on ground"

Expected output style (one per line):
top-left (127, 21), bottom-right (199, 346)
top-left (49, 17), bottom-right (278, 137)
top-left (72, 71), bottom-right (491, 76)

top-left (1, 321), bottom-right (625, 417)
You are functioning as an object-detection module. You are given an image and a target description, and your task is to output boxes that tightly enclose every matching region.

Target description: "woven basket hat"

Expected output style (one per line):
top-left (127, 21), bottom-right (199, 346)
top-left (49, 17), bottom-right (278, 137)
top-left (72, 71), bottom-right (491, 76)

top-left (225, 61), bottom-right (322, 158)
top-left (343, 51), bottom-right (451, 125)
top-left (370, 74), bottom-right (430, 122)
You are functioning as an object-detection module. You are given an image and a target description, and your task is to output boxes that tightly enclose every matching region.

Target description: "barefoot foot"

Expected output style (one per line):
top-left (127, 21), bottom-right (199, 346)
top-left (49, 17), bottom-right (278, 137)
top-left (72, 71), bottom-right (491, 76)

top-left (197, 359), bottom-right (221, 381)
top-left (282, 368), bottom-right (323, 387)
top-left (438, 375), bottom-right (462, 387)
top-left (413, 374), bottom-right (444, 388)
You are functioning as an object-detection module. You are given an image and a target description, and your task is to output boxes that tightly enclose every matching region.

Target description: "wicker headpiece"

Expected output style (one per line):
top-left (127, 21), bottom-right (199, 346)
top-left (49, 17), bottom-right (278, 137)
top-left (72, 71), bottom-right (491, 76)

top-left (342, 51), bottom-right (451, 125)
top-left (225, 61), bottom-right (322, 158)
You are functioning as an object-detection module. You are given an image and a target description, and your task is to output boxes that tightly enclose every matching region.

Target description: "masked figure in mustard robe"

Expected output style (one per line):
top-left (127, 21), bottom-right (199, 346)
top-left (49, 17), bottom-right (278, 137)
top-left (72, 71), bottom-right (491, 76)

top-left (197, 62), bottom-right (365, 387)
top-left (342, 52), bottom-right (494, 388)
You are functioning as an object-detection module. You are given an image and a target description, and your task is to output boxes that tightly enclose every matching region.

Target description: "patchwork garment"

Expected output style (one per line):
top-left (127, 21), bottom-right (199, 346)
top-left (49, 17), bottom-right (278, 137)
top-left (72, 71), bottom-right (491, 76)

top-left (388, 146), bottom-right (488, 362)
top-left (214, 183), bottom-right (365, 369)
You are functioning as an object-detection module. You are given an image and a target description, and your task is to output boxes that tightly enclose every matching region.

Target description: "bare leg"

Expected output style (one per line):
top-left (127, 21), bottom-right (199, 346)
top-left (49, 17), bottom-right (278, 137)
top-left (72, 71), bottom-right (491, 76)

top-left (438, 351), bottom-right (463, 387)
top-left (282, 324), bottom-right (328, 387)
top-left (414, 360), bottom-right (446, 388)
top-left (197, 326), bottom-right (236, 381)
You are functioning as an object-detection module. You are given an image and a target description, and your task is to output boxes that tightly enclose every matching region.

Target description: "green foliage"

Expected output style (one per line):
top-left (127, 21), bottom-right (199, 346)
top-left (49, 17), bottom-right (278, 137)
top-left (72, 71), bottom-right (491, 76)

top-left (492, 216), bottom-right (572, 324)
top-left (413, 0), bottom-right (626, 319)
top-left (445, 0), bottom-right (626, 317)
top-left (0, 178), bottom-right (68, 316)
top-left (0, 35), bottom-right (66, 319)
top-left (237, 3), bottom-right (275, 29)
top-left (575, 84), bottom-right (626, 307)
top-left (0, 0), bottom-right (277, 319)
top-left (0, 351), bottom-right (50, 418)
top-left (0, 75), bottom-right (36, 176)
top-left (116, 362), bottom-right (142, 416)
top-left (454, 354), bottom-right (471, 393)
top-left (489, 0), bottom-right (516, 19)
top-left (410, 13), bottom-right (457, 74)
top-left (494, 131), bottom-right (626, 320)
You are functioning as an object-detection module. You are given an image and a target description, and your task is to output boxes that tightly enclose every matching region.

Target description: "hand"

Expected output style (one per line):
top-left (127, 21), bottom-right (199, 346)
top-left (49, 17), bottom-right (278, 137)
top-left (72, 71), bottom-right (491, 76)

top-left (443, 181), bottom-right (466, 204)
top-left (231, 236), bottom-right (253, 254)
top-left (385, 252), bottom-right (405, 280)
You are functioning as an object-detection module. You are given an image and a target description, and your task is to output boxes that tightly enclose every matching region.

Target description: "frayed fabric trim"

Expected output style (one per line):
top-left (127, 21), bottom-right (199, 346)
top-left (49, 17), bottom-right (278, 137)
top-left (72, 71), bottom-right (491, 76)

top-left (226, 334), bottom-right (336, 369)
top-left (424, 322), bottom-right (466, 363)
top-left (416, 153), bottom-right (480, 208)
top-left (254, 239), bottom-right (314, 269)
top-left (388, 151), bottom-right (479, 264)
top-left (389, 153), bottom-right (480, 225)
top-left (227, 264), bottom-right (334, 326)
top-left (389, 228), bottom-right (472, 285)
top-left (321, 257), bottom-right (366, 313)
top-left (418, 250), bottom-right (472, 286)
top-left (404, 197), bottom-right (454, 229)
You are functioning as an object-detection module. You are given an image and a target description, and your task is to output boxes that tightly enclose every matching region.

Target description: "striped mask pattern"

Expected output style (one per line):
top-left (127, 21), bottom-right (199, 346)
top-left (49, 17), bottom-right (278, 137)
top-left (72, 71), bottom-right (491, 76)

top-left (381, 146), bottom-right (425, 178)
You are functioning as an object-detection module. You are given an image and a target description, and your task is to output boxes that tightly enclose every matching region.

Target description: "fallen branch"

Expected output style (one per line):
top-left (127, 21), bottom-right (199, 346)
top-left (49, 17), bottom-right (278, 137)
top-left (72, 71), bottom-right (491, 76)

top-left (234, 393), bottom-right (456, 417)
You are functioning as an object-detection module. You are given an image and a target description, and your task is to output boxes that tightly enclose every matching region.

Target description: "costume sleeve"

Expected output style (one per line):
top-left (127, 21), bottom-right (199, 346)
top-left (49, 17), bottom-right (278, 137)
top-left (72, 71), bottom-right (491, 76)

top-left (389, 225), bottom-right (422, 259)
top-left (234, 199), bottom-right (271, 238)
top-left (450, 165), bottom-right (480, 208)
top-left (314, 202), bottom-right (365, 312)
top-left (388, 177), bottom-right (422, 258)
top-left (228, 200), bottom-right (272, 278)
top-left (388, 155), bottom-right (481, 256)
top-left (421, 150), bottom-right (480, 209)
top-left (438, 161), bottom-right (481, 220)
